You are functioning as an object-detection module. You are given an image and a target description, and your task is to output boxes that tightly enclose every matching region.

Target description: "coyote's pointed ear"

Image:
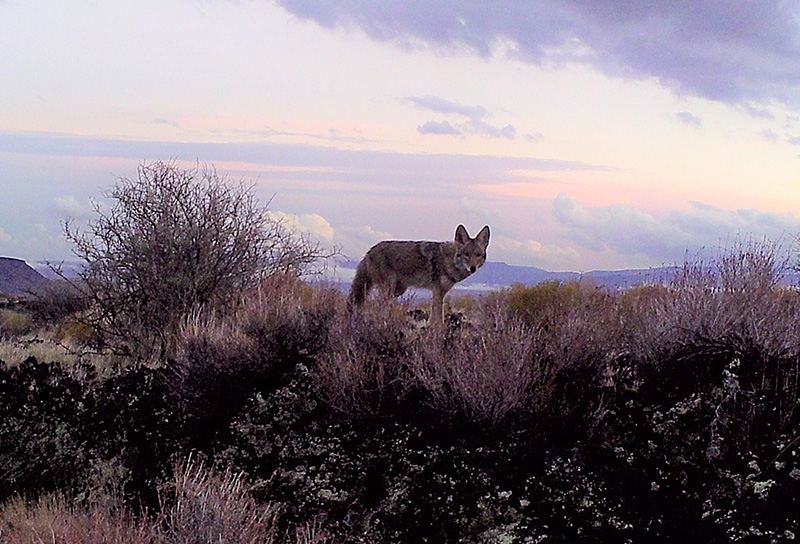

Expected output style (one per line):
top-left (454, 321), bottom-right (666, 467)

top-left (476, 225), bottom-right (490, 249)
top-left (454, 224), bottom-right (470, 245)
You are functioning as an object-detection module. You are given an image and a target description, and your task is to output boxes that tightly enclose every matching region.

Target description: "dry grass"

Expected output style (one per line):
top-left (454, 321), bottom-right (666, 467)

top-left (178, 274), bottom-right (341, 368)
top-left (0, 493), bottom-right (153, 544)
top-left (0, 458), bottom-right (337, 544)
top-left (0, 281), bottom-right (123, 370)
top-left (158, 457), bottom-right (279, 544)
top-left (0, 309), bottom-right (33, 338)
top-left (0, 329), bottom-right (123, 370)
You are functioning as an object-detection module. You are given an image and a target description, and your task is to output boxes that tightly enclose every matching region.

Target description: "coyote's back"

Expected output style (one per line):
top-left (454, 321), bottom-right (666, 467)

top-left (348, 224), bottom-right (490, 325)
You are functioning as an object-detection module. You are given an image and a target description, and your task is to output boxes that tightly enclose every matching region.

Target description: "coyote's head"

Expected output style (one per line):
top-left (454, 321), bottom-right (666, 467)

top-left (454, 224), bottom-right (490, 275)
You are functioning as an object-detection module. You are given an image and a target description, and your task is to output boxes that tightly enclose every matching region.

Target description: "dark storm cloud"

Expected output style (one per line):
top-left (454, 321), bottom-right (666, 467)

top-left (276, 0), bottom-right (800, 105)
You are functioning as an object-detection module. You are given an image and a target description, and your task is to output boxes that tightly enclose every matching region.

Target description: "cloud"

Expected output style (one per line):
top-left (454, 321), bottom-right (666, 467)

top-left (465, 119), bottom-right (516, 139)
top-left (741, 104), bottom-right (774, 119)
top-left (788, 136), bottom-right (800, 146)
top-left (52, 195), bottom-right (91, 218)
top-left (761, 128), bottom-right (779, 142)
top-left (457, 197), bottom-right (505, 229)
top-left (333, 224), bottom-right (396, 260)
top-left (417, 120), bottom-right (461, 135)
top-left (553, 194), bottom-right (800, 264)
top-left (675, 111), bottom-right (702, 128)
top-left (266, 210), bottom-right (335, 242)
top-left (407, 95), bottom-right (489, 118)
top-left (230, 125), bottom-right (377, 145)
top-left (0, 226), bottom-right (11, 244)
top-left (407, 95), bottom-right (520, 139)
top-left (553, 195), bottom-right (671, 260)
top-left (154, 118), bottom-right (180, 128)
top-left (277, 1), bottom-right (800, 106)
top-left (0, 132), bottom-right (606, 190)
top-left (492, 234), bottom-right (581, 271)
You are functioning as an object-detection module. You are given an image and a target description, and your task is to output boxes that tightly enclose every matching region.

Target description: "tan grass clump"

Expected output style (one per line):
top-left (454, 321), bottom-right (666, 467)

top-left (0, 309), bottom-right (33, 338)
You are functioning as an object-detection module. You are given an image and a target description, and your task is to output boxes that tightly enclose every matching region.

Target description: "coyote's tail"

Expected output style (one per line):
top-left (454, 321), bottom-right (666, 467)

top-left (347, 260), bottom-right (372, 311)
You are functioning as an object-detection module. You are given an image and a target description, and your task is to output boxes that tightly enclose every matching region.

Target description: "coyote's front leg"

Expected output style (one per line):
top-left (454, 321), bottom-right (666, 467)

top-left (430, 287), bottom-right (445, 327)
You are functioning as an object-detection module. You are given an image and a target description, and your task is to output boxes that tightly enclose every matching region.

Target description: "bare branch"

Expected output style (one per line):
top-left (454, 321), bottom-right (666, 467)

top-left (62, 160), bottom-right (333, 361)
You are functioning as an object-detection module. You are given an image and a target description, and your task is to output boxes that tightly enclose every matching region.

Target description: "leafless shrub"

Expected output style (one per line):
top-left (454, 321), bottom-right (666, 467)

top-left (409, 307), bottom-right (534, 427)
top-left (27, 278), bottom-right (89, 325)
top-left (0, 460), bottom-right (283, 544)
top-left (176, 311), bottom-right (258, 423)
top-left (177, 274), bottom-right (340, 370)
top-left (315, 302), bottom-right (413, 417)
top-left (678, 240), bottom-right (799, 358)
top-left (174, 275), bottom-right (340, 434)
top-left (625, 238), bottom-right (800, 429)
top-left (640, 242), bottom-right (798, 362)
top-left (295, 520), bottom-right (336, 544)
top-left (484, 281), bottom-right (624, 433)
top-left (234, 275), bottom-right (341, 364)
top-left (0, 458), bottom-right (342, 544)
top-left (61, 160), bottom-right (333, 361)
top-left (618, 284), bottom-right (673, 360)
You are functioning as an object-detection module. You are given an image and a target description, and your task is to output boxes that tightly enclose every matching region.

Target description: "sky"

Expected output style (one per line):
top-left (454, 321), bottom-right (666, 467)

top-left (2, 0), bottom-right (800, 272)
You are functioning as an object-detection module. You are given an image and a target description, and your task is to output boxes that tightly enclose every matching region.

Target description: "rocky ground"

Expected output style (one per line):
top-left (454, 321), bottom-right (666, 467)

top-left (2, 354), bottom-right (798, 543)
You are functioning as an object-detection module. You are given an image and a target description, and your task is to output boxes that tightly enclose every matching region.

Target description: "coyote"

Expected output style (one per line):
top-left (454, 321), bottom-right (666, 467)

top-left (348, 225), bottom-right (490, 325)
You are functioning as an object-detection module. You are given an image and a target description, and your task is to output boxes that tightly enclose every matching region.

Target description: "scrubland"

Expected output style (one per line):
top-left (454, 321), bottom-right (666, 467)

top-left (1, 245), bottom-right (799, 543)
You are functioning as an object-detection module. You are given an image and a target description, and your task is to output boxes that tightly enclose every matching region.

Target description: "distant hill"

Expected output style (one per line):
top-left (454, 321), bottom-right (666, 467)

top-left (33, 260), bottom-right (83, 280)
top-left (458, 261), bottom-right (680, 292)
top-left (335, 259), bottom-right (680, 295)
top-left (459, 261), bottom-right (580, 287)
top-left (0, 257), bottom-right (48, 296)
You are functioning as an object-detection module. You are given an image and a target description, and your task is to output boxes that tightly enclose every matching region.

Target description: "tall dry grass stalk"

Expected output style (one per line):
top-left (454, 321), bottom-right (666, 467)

top-left (0, 460), bottom-right (299, 544)
top-left (158, 457), bottom-right (279, 544)
top-left (0, 494), bottom-right (152, 544)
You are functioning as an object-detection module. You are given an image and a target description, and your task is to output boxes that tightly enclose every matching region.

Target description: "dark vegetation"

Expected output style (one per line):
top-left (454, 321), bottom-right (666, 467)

top-left (2, 162), bottom-right (799, 542)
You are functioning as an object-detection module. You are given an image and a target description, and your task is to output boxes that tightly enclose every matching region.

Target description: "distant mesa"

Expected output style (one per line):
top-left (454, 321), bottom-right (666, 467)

top-left (0, 257), bottom-right (48, 297)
